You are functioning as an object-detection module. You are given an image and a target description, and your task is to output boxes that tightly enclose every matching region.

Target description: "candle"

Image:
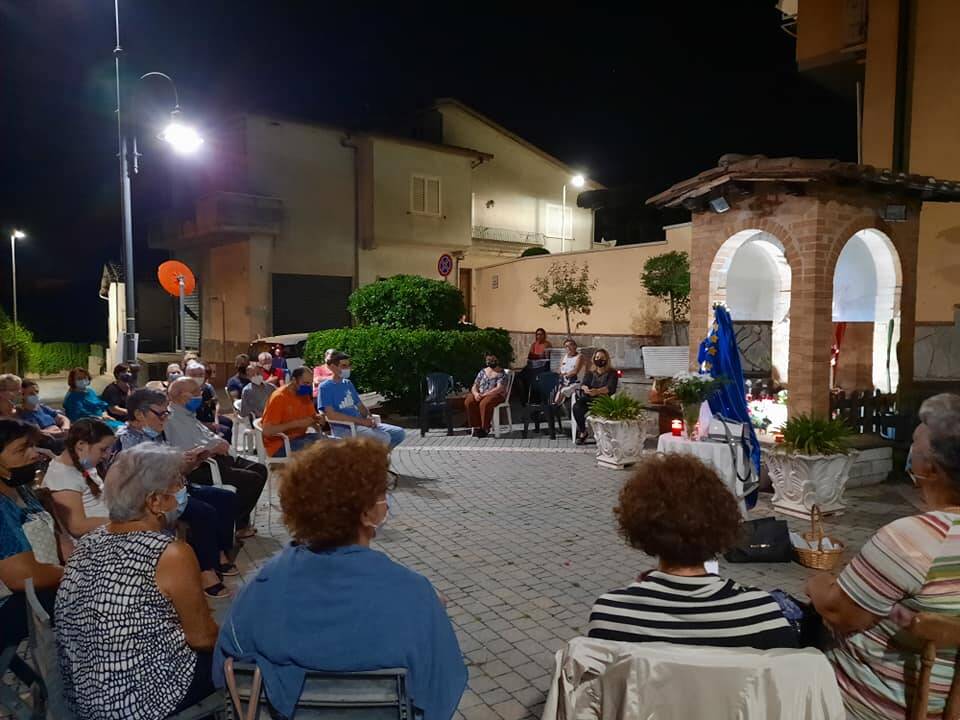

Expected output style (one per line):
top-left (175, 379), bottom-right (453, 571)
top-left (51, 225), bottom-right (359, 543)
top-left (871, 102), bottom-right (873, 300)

top-left (671, 419), bottom-right (683, 437)
top-left (774, 432), bottom-right (784, 444)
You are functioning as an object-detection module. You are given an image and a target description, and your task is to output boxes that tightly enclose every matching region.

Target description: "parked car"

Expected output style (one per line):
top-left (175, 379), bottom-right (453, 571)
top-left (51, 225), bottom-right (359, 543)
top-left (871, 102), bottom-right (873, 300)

top-left (248, 333), bottom-right (309, 379)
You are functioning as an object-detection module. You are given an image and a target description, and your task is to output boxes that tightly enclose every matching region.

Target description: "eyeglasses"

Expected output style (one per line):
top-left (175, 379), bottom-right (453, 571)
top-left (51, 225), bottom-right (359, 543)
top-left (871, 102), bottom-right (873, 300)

top-left (149, 408), bottom-right (172, 420)
top-left (386, 471), bottom-right (398, 492)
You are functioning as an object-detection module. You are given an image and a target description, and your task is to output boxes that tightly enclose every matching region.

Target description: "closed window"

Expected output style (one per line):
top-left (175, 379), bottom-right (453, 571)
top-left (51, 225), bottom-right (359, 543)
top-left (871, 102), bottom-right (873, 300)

top-left (545, 203), bottom-right (573, 239)
top-left (411, 175), bottom-right (441, 216)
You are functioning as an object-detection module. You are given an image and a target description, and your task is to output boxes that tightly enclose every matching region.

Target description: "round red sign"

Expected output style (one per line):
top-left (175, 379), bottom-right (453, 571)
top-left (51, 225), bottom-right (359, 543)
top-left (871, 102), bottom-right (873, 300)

top-left (437, 253), bottom-right (454, 277)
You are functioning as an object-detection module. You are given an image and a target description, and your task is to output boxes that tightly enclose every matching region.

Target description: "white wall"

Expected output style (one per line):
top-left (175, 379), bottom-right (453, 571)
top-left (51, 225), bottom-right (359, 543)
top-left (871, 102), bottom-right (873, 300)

top-left (726, 242), bottom-right (779, 320)
top-left (833, 233), bottom-right (878, 321)
top-left (437, 103), bottom-right (596, 253)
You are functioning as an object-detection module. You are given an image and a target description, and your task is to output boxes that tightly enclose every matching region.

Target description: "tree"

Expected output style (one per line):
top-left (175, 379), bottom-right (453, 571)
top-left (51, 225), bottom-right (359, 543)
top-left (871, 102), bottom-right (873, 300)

top-left (640, 251), bottom-right (690, 345)
top-left (348, 274), bottom-right (465, 330)
top-left (530, 261), bottom-right (598, 337)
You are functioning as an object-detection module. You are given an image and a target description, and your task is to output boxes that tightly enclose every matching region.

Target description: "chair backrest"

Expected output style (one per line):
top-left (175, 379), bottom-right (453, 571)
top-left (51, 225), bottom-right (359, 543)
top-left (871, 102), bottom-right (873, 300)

top-left (501, 369), bottom-right (514, 401)
top-left (909, 613), bottom-right (960, 720)
top-left (25, 578), bottom-right (75, 720)
top-left (529, 371), bottom-right (560, 404)
top-left (423, 373), bottom-right (454, 404)
top-left (252, 418), bottom-right (270, 465)
top-left (224, 658), bottom-right (413, 720)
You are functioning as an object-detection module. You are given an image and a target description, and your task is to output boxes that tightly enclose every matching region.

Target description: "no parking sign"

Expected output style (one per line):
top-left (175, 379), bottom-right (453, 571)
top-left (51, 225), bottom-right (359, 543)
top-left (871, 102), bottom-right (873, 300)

top-left (437, 253), bottom-right (454, 278)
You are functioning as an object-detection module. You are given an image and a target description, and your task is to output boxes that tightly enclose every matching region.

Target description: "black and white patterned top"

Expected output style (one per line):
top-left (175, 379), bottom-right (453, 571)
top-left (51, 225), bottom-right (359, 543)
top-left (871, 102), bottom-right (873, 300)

top-left (55, 526), bottom-right (196, 720)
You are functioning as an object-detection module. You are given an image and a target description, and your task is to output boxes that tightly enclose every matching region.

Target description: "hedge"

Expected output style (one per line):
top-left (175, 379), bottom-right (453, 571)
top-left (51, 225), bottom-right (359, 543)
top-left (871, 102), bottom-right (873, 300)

top-left (26, 342), bottom-right (94, 376)
top-left (347, 274), bottom-right (465, 330)
top-left (304, 327), bottom-right (514, 412)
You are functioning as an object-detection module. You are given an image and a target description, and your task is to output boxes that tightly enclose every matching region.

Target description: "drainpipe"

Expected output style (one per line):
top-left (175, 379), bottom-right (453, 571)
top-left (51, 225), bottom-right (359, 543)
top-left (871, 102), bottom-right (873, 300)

top-left (892, 0), bottom-right (914, 173)
top-left (340, 134), bottom-right (361, 292)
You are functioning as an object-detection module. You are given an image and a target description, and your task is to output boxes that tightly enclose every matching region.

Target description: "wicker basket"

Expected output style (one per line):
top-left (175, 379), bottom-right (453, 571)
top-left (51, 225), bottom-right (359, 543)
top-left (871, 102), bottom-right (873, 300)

top-left (794, 505), bottom-right (845, 570)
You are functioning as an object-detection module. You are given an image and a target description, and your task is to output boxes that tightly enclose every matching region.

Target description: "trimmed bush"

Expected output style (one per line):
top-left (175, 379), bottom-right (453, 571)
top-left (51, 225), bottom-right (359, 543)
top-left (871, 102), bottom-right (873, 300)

top-left (348, 275), bottom-right (465, 330)
top-left (520, 247), bottom-right (550, 257)
top-left (305, 327), bottom-right (514, 412)
top-left (27, 342), bottom-right (91, 376)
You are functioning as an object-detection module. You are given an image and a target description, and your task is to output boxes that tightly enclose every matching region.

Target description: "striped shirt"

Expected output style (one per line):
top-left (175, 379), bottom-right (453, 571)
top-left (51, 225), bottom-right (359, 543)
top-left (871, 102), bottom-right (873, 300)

top-left (832, 511), bottom-right (960, 720)
top-left (587, 571), bottom-right (798, 650)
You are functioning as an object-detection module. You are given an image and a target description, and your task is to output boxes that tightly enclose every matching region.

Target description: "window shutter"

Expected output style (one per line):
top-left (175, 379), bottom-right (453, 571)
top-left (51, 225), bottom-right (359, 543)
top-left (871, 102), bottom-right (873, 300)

top-left (426, 178), bottom-right (440, 215)
top-left (546, 205), bottom-right (562, 237)
top-left (411, 176), bottom-right (426, 213)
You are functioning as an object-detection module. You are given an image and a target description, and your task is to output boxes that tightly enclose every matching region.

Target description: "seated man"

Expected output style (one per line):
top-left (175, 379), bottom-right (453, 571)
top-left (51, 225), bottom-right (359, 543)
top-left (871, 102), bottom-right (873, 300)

top-left (165, 377), bottom-right (267, 539)
top-left (318, 352), bottom-right (405, 449)
top-left (312, 348), bottom-right (336, 395)
top-left (185, 362), bottom-right (232, 441)
top-left (100, 362), bottom-right (136, 421)
top-left (261, 367), bottom-right (325, 456)
top-left (226, 354), bottom-right (251, 400)
top-left (18, 379), bottom-right (70, 443)
top-left (239, 364), bottom-right (274, 419)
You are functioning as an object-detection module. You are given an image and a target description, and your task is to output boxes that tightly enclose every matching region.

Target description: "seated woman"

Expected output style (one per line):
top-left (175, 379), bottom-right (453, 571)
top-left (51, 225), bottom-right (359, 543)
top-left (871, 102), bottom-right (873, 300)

top-left (463, 353), bottom-right (507, 438)
top-left (312, 347), bottom-right (337, 395)
top-left (18, 378), bottom-right (70, 441)
top-left (44, 418), bottom-right (116, 540)
top-left (100, 362), bottom-right (136, 421)
top-left (519, 328), bottom-right (552, 402)
top-left (63, 367), bottom-right (122, 430)
top-left (56, 443), bottom-right (219, 720)
top-left (573, 349), bottom-right (618, 445)
top-left (588, 452), bottom-right (797, 650)
top-left (0, 419), bottom-right (62, 660)
top-left (215, 438), bottom-right (467, 720)
top-left (807, 393), bottom-right (960, 720)
top-left (554, 338), bottom-right (585, 404)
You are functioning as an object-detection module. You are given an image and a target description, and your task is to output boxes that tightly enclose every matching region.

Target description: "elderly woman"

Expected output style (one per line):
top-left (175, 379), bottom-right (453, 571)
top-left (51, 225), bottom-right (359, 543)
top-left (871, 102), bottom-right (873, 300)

top-left (807, 393), bottom-right (960, 720)
top-left (463, 353), bottom-right (507, 438)
top-left (63, 367), bottom-right (122, 430)
top-left (0, 419), bottom-right (62, 657)
top-left (588, 452), bottom-right (796, 649)
top-left (554, 338), bottom-right (585, 404)
top-left (215, 438), bottom-right (466, 720)
top-left (573, 348), bottom-right (618, 444)
top-left (56, 443), bottom-right (219, 720)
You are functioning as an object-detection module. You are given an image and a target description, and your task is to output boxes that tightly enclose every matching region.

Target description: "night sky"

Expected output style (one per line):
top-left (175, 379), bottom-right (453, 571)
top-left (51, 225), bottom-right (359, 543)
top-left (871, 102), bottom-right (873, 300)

top-left (0, 1), bottom-right (855, 343)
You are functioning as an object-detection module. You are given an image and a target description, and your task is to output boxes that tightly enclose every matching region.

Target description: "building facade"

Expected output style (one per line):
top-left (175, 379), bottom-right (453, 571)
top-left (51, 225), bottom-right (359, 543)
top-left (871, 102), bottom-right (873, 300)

top-left (150, 102), bottom-right (600, 360)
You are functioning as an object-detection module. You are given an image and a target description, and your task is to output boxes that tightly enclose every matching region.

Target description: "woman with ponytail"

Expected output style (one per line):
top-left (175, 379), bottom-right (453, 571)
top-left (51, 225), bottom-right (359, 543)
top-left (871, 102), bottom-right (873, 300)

top-left (45, 418), bottom-right (116, 538)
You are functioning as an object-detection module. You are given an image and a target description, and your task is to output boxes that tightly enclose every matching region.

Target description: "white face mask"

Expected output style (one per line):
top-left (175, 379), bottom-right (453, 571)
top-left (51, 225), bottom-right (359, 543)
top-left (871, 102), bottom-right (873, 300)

top-left (341, 369), bottom-right (351, 380)
top-left (364, 497), bottom-right (390, 532)
top-left (250, 374), bottom-right (264, 386)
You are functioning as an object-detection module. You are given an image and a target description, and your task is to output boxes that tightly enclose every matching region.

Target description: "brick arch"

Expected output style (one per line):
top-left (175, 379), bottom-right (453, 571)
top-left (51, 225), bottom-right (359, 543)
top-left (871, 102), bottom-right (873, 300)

top-left (824, 214), bottom-right (896, 278)
top-left (720, 217), bottom-right (804, 272)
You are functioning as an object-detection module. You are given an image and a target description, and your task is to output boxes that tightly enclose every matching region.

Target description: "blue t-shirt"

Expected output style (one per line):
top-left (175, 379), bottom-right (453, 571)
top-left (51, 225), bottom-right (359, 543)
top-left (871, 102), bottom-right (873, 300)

top-left (0, 487), bottom-right (45, 561)
top-left (318, 379), bottom-right (362, 418)
top-left (18, 404), bottom-right (61, 429)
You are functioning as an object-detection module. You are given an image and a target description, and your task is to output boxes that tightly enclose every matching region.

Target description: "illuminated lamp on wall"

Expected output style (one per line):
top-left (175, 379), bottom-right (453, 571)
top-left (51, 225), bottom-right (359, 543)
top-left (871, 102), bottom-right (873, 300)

top-left (708, 196), bottom-right (731, 214)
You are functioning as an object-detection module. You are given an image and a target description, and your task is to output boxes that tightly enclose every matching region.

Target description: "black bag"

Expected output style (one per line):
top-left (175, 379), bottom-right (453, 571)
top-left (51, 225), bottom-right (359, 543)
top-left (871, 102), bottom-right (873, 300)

top-left (723, 517), bottom-right (793, 563)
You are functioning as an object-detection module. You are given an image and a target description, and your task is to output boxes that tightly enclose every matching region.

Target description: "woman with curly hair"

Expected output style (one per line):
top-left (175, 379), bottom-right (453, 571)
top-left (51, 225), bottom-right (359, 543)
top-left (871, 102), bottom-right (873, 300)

top-left (214, 438), bottom-right (467, 720)
top-left (587, 453), bottom-right (797, 650)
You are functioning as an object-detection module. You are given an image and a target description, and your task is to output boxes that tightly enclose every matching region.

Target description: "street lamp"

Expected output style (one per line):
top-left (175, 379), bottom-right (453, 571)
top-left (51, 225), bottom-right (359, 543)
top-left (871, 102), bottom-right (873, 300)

top-left (9, 230), bottom-right (26, 374)
top-left (560, 174), bottom-right (587, 253)
top-left (113, 2), bottom-right (203, 363)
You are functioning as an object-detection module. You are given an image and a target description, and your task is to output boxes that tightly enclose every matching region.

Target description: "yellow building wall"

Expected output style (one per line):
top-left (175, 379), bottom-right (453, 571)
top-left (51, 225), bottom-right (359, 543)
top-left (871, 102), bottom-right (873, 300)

top-left (861, 0), bottom-right (899, 168)
top-left (796, 0), bottom-right (849, 67)
top-left (473, 227), bottom-right (691, 336)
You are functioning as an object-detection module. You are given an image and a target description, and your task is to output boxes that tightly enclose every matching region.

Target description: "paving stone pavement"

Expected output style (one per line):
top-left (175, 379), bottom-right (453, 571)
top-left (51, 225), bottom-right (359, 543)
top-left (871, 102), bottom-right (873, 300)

top-left (222, 427), bottom-right (923, 720)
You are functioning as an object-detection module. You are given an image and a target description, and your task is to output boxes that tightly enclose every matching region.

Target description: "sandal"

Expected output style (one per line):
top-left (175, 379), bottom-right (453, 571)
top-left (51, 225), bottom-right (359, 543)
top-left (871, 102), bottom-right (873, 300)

top-left (219, 562), bottom-right (239, 577)
top-left (235, 526), bottom-right (258, 539)
top-left (204, 582), bottom-right (233, 599)
top-left (575, 434), bottom-right (586, 446)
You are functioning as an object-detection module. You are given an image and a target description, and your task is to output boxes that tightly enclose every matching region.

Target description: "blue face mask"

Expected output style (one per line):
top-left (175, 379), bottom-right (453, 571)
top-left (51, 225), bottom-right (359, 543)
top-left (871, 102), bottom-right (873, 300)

top-left (143, 426), bottom-right (161, 439)
top-left (175, 486), bottom-right (189, 514)
top-left (76, 379), bottom-right (90, 390)
top-left (24, 395), bottom-right (40, 409)
top-left (80, 457), bottom-right (96, 470)
top-left (296, 384), bottom-right (312, 396)
top-left (185, 397), bottom-right (203, 413)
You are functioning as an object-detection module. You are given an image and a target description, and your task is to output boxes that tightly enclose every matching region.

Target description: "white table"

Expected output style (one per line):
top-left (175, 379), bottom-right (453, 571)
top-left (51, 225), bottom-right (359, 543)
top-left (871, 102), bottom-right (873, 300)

top-left (656, 433), bottom-right (753, 515)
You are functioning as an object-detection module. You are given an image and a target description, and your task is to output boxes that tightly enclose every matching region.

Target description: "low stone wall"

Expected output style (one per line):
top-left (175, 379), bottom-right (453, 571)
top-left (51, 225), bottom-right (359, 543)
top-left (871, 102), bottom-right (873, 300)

top-left (847, 446), bottom-right (893, 488)
top-left (507, 332), bottom-right (660, 370)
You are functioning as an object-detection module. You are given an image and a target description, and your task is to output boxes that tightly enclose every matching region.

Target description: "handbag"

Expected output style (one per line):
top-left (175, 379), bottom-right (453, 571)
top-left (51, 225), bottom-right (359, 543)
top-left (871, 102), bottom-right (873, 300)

top-left (723, 516), bottom-right (793, 563)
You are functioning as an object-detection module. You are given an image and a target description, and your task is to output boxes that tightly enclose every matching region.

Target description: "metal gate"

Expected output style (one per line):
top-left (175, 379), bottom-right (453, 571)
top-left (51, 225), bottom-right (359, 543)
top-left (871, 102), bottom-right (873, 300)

top-left (183, 286), bottom-right (200, 351)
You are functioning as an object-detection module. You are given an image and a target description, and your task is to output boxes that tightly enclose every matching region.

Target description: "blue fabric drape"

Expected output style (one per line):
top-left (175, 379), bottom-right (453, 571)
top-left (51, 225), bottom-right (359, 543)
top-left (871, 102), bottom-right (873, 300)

top-left (697, 305), bottom-right (760, 508)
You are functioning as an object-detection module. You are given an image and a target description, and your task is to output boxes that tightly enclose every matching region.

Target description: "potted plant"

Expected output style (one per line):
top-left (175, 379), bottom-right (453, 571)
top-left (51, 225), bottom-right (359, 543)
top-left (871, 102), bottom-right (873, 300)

top-left (671, 373), bottom-right (726, 440)
top-left (587, 393), bottom-right (647, 470)
top-left (764, 414), bottom-right (856, 518)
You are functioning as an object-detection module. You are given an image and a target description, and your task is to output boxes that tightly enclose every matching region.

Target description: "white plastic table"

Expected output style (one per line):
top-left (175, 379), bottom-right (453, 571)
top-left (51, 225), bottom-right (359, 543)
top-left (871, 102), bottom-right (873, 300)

top-left (656, 433), bottom-right (753, 515)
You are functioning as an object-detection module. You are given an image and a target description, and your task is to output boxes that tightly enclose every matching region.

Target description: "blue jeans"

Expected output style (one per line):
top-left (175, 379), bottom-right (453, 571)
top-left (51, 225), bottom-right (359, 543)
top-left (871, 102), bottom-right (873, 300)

top-left (331, 421), bottom-right (406, 449)
top-left (272, 433), bottom-right (322, 457)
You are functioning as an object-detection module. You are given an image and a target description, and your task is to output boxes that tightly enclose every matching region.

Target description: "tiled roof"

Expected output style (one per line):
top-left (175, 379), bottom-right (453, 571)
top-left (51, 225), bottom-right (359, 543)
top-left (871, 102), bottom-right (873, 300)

top-left (646, 155), bottom-right (960, 208)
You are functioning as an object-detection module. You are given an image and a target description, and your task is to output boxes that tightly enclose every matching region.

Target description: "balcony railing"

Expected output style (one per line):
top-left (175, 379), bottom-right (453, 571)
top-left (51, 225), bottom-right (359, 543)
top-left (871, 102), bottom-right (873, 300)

top-left (150, 192), bottom-right (283, 249)
top-left (471, 226), bottom-right (545, 246)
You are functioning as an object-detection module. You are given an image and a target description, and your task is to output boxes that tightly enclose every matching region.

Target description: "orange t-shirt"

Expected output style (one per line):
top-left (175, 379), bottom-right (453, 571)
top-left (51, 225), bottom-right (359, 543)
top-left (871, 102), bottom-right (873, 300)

top-left (261, 387), bottom-right (316, 456)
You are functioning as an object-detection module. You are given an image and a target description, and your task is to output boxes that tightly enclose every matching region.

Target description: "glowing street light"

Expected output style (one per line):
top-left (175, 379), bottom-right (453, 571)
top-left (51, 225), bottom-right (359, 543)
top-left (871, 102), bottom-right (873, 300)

top-left (570, 174), bottom-right (586, 189)
top-left (9, 229), bottom-right (26, 373)
top-left (160, 118), bottom-right (204, 155)
top-left (561, 173), bottom-right (588, 252)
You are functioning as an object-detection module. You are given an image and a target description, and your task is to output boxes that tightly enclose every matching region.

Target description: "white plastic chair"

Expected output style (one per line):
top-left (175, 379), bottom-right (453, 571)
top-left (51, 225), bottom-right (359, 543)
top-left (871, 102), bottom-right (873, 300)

top-left (492, 369), bottom-right (515, 438)
top-left (231, 413), bottom-right (257, 458)
top-left (203, 457), bottom-right (236, 494)
top-left (252, 418), bottom-right (293, 532)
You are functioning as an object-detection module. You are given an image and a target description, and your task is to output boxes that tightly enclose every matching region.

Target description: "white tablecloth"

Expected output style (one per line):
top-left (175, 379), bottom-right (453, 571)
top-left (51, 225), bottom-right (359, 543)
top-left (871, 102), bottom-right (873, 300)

top-left (656, 433), bottom-right (752, 514)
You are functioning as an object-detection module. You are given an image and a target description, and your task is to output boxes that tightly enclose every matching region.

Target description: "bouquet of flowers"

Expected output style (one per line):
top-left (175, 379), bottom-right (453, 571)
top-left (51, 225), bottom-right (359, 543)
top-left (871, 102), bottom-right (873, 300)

top-left (672, 372), bottom-right (727, 439)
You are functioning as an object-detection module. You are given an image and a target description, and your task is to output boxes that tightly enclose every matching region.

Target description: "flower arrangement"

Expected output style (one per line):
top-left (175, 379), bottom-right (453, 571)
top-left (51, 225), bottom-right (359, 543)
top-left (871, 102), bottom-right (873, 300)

top-left (672, 372), bottom-right (726, 439)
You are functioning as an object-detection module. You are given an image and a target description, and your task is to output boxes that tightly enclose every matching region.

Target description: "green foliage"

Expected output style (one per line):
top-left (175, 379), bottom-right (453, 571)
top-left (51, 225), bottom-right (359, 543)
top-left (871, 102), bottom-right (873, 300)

top-left (304, 327), bottom-right (513, 412)
top-left (671, 373), bottom-right (727, 406)
top-left (641, 251), bottom-right (691, 345)
top-left (588, 393), bottom-right (645, 421)
top-left (27, 342), bottom-right (91, 376)
top-left (348, 275), bottom-right (465, 330)
top-left (778, 414), bottom-right (853, 456)
top-left (0, 308), bottom-right (33, 370)
top-left (530, 261), bottom-right (598, 336)
top-left (520, 247), bottom-right (551, 257)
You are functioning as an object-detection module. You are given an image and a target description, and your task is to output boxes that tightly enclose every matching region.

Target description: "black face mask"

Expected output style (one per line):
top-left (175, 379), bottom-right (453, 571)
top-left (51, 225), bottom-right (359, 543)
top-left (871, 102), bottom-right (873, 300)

top-left (119, 373), bottom-right (134, 384)
top-left (3, 462), bottom-right (40, 488)
top-left (486, 360), bottom-right (498, 368)
top-left (594, 359), bottom-right (607, 368)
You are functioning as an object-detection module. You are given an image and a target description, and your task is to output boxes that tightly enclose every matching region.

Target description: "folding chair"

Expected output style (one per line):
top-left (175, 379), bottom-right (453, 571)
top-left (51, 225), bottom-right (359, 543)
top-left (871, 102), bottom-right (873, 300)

top-left (491, 369), bottom-right (515, 439)
top-left (224, 657), bottom-right (413, 720)
top-left (419, 373), bottom-right (455, 437)
top-left (523, 371), bottom-right (560, 439)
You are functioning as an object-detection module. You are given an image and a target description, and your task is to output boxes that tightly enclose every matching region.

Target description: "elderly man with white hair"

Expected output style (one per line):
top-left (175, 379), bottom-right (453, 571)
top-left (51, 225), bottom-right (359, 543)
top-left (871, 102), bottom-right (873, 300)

top-left (165, 377), bottom-right (267, 538)
top-left (185, 361), bottom-right (232, 440)
top-left (807, 393), bottom-right (960, 720)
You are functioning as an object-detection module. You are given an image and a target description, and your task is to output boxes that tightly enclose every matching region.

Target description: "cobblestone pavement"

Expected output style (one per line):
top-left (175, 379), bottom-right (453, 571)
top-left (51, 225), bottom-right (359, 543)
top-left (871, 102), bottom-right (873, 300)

top-left (226, 429), bottom-right (922, 720)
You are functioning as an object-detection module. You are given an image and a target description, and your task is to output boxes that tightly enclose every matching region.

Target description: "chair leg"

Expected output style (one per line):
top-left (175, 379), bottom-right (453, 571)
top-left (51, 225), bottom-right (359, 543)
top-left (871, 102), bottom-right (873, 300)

top-left (445, 405), bottom-right (454, 436)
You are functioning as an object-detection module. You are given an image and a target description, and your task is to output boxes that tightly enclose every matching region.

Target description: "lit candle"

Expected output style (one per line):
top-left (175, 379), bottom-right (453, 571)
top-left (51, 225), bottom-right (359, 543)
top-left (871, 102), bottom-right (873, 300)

top-left (774, 432), bottom-right (784, 444)
top-left (671, 419), bottom-right (683, 437)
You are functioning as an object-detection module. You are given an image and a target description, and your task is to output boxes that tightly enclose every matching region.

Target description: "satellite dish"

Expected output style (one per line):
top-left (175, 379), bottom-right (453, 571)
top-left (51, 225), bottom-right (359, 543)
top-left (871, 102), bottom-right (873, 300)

top-left (157, 260), bottom-right (196, 297)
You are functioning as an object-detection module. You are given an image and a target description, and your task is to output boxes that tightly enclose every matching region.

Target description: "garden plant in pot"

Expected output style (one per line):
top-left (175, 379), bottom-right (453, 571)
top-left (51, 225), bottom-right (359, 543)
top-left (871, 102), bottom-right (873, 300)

top-left (671, 373), bottom-right (726, 440)
top-left (587, 393), bottom-right (647, 470)
top-left (764, 414), bottom-right (856, 519)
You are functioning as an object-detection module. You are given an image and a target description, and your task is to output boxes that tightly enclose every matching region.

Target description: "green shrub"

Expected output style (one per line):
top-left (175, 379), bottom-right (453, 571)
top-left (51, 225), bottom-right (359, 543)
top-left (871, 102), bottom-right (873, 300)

top-left (305, 327), bottom-right (513, 412)
top-left (27, 342), bottom-right (91, 376)
top-left (348, 275), bottom-right (465, 330)
top-left (520, 247), bottom-right (550, 257)
top-left (588, 393), bottom-right (645, 421)
top-left (778, 414), bottom-right (853, 456)
top-left (0, 308), bottom-right (33, 370)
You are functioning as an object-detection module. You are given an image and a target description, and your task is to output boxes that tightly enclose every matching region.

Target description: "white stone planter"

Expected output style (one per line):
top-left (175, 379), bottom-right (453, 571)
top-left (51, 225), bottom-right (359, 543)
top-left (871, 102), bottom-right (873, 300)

top-left (587, 416), bottom-right (646, 470)
top-left (764, 449), bottom-right (858, 518)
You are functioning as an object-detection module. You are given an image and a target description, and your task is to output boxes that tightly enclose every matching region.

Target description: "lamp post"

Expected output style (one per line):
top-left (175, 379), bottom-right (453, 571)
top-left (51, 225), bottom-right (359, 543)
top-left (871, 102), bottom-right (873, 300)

top-left (113, 0), bottom-right (203, 364)
top-left (560, 174), bottom-right (586, 253)
top-left (9, 230), bottom-right (25, 374)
